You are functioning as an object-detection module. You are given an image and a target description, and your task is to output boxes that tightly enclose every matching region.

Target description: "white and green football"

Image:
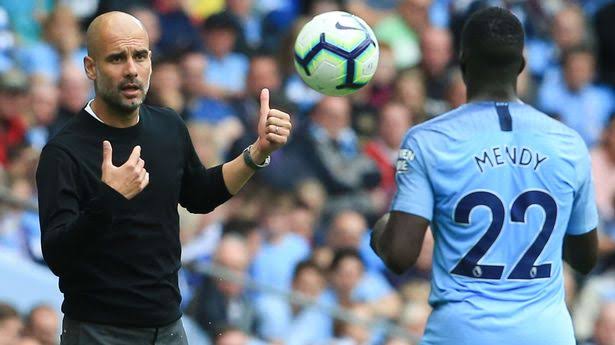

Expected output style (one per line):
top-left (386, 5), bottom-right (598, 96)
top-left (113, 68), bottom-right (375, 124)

top-left (293, 11), bottom-right (379, 96)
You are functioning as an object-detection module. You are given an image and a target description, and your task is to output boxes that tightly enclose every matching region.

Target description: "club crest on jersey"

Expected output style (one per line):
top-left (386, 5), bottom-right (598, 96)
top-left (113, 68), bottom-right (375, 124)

top-left (396, 149), bottom-right (415, 173)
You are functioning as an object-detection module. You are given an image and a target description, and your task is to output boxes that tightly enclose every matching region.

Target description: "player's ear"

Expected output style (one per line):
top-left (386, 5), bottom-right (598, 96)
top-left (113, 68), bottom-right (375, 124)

top-left (84, 55), bottom-right (97, 81)
top-left (518, 56), bottom-right (526, 75)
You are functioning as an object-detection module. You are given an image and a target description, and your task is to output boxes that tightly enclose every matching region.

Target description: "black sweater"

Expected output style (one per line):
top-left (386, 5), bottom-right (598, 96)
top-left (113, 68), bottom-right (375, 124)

top-left (36, 105), bottom-right (232, 327)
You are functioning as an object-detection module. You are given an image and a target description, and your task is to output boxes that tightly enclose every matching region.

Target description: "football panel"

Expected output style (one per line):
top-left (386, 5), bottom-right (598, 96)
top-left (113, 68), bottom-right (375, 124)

top-left (353, 44), bottom-right (379, 85)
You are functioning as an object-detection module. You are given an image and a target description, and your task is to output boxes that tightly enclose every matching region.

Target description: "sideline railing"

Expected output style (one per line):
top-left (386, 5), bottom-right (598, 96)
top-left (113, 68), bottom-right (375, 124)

top-left (191, 261), bottom-right (421, 344)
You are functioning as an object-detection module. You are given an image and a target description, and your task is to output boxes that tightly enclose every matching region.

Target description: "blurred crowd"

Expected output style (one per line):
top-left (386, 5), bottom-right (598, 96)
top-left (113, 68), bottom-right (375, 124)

top-left (1, 0), bottom-right (615, 344)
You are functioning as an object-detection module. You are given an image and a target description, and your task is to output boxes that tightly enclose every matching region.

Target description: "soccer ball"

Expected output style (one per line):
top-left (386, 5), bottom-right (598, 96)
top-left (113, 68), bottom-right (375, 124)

top-left (294, 11), bottom-right (379, 96)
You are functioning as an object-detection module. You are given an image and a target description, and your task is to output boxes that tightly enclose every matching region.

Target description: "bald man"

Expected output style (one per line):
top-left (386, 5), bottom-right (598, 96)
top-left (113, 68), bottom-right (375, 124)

top-left (35, 11), bottom-right (292, 345)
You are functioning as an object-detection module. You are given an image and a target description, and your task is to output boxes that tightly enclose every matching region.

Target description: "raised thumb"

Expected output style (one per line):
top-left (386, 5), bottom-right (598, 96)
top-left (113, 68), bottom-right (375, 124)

top-left (102, 140), bottom-right (113, 167)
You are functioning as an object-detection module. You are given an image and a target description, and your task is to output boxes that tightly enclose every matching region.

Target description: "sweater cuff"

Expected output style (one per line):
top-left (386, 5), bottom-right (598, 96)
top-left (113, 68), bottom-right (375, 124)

top-left (209, 164), bottom-right (233, 204)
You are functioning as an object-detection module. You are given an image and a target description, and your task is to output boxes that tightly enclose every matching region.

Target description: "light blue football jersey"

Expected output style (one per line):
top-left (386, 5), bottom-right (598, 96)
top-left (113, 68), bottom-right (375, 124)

top-left (391, 101), bottom-right (598, 345)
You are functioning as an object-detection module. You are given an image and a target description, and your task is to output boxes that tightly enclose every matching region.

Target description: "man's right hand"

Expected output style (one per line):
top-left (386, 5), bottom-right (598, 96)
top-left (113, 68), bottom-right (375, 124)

top-left (101, 140), bottom-right (149, 199)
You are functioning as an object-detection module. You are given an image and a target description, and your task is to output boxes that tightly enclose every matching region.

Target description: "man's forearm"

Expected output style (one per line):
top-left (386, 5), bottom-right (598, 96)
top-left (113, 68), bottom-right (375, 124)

top-left (221, 145), bottom-right (268, 195)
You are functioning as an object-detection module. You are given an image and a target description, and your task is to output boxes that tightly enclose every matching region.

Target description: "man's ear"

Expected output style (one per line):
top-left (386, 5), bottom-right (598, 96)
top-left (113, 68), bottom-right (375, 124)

top-left (84, 56), bottom-right (96, 81)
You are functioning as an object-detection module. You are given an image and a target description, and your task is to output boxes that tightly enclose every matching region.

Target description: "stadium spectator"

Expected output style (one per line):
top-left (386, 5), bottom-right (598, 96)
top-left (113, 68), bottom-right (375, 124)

top-left (155, 0), bottom-right (202, 56)
top-left (594, 2), bottom-right (615, 87)
top-left (537, 45), bottom-right (614, 147)
top-left (147, 57), bottom-right (185, 114)
top-left (375, 0), bottom-right (432, 69)
top-left (324, 248), bottom-right (401, 320)
top-left (201, 12), bottom-right (249, 99)
top-left (0, 302), bottom-right (22, 345)
top-left (331, 303), bottom-right (375, 345)
top-left (367, 44), bottom-right (396, 110)
top-left (591, 114), bottom-right (615, 252)
top-left (0, 68), bottom-right (29, 167)
top-left (290, 96), bottom-right (381, 220)
top-left (225, 0), bottom-right (263, 55)
top-left (318, 210), bottom-right (386, 274)
top-left (23, 305), bottom-right (58, 345)
top-left (189, 234), bottom-right (258, 340)
top-left (214, 326), bottom-right (250, 345)
top-left (393, 68), bottom-right (427, 121)
top-left (364, 101), bottom-right (414, 207)
top-left (398, 301), bottom-right (431, 338)
top-left (25, 79), bottom-right (60, 151)
top-left (255, 260), bottom-right (332, 344)
top-left (16, 337), bottom-right (43, 345)
top-left (16, 6), bottom-right (86, 83)
top-left (573, 263), bottom-right (615, 341)
top-left (251, 192), bottom-right (310, 291)
top-left (49, 62), bottom-right (91, 137)
top-left (420, 27), bottom-right (453, 116)
top-left (527, 4), bottom-right (588, 81)
top-left (590, 302), bottom-right (615, 345)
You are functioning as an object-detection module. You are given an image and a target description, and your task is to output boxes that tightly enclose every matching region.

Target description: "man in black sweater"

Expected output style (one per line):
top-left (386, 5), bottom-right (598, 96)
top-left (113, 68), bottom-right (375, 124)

top-left (35, 11), bottom-right (292, 345)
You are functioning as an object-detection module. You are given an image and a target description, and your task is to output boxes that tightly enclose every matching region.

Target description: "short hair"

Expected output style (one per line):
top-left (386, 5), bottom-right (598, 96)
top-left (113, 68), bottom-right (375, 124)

top-left (329, 247), bottom-right (364, 272)
top-left (561, 44), bottom-right (594, 66)
top-left (293, 259), bottom-right (324, 281)
top-left (202, 12), bottom-right (240, 34)
top-left (0, 302), bottom-right (19, 322)
top-left (461, 7), bottom-right (524, 74)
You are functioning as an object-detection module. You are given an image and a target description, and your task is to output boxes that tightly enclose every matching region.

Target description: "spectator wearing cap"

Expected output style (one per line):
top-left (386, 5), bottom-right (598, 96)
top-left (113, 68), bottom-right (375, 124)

top-left (201, 12), bottom-right (250, 100)
top-left (0, 68), bottom-right (29, 166)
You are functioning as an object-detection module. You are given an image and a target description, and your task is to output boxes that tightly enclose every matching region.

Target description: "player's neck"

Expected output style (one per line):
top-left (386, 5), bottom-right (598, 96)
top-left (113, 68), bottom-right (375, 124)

top-left (466, 82), bottom-right (520, 103)
top-left (92, 98), bottom-right (140, 128)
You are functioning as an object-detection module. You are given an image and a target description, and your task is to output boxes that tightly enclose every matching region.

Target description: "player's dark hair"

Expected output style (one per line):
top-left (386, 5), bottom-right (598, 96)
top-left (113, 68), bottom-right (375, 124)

top-left (330, 247), bottom-right (364, 272)
top-left (460, 7), bottom-right (525, 80)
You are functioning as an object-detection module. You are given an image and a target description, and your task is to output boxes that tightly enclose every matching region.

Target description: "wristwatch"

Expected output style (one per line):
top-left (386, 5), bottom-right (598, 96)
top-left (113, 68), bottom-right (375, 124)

top-left (243, 145), bottom-right (270, 170)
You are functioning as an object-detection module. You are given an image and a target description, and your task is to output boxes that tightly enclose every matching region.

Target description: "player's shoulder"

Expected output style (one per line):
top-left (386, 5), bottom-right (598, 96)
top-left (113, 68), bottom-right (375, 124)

top-left (404, 104), bottom-right (475, 141)
top-left (519, 104), bottom-right (589, 154)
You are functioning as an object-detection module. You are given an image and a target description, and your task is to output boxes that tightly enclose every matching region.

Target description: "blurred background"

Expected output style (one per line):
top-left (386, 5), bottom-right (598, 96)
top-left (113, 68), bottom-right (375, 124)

top-left (0, 0), bottom-right (615, 344)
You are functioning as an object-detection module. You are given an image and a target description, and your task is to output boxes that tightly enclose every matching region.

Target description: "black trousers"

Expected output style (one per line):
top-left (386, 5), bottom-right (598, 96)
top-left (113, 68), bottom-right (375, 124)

top-left (60, 316), bottom-right (189, 345)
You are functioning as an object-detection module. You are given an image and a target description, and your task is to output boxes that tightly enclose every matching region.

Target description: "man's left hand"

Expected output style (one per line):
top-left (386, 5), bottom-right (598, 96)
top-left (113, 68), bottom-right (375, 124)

top-left (251, 88), bottom-right (292, 163)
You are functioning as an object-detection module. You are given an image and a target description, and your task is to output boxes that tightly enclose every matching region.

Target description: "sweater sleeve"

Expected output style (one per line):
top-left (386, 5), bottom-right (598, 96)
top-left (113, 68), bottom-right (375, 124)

top-left (36, 144), bottom-right (124, 276)
top-left (178, 124), bottom-right (232, 213)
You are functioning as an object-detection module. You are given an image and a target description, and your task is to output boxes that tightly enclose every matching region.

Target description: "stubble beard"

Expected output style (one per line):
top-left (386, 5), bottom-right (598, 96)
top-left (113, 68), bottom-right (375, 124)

top-left (95, 78), bottom-right (150, 117)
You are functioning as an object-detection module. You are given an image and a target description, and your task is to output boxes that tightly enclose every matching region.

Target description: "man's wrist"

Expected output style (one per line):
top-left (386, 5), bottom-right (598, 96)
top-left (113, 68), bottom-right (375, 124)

top-left (249, 144), bottom-right (269, 165)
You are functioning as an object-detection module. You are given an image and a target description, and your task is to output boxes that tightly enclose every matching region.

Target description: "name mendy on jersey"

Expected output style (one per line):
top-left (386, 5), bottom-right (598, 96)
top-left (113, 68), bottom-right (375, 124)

top-left (474, 146), bottom-right (548, 173)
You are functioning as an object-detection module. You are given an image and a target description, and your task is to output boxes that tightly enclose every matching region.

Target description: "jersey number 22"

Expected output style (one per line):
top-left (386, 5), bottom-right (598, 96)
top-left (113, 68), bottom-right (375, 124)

top-left (451, 190), bottom-right (556, 280)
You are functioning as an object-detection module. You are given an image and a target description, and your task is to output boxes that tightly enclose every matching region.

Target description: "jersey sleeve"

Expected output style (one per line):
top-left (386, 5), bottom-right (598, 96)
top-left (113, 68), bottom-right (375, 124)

top-left (567, 145), bottom-right (599, 235)
top-left (390, 131), bottom-right (434, 222)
